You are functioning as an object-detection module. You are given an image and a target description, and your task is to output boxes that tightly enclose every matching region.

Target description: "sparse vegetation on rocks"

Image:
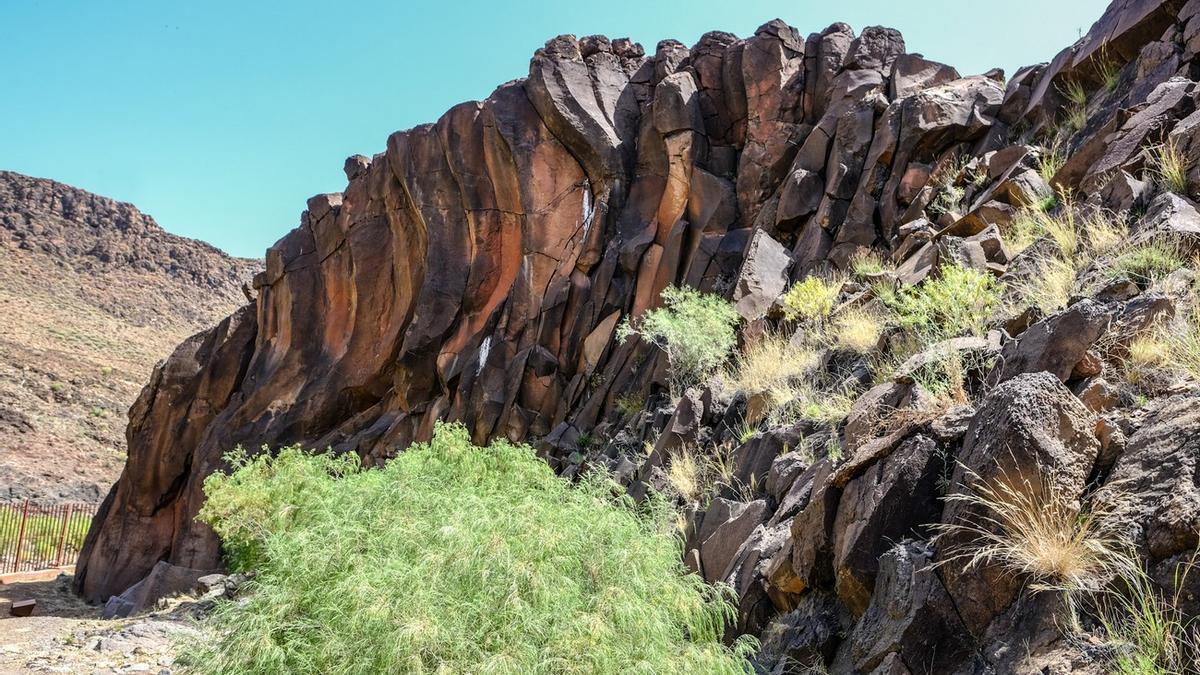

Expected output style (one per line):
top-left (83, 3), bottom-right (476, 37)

top-left (618, 285), bottom-right (741, 395)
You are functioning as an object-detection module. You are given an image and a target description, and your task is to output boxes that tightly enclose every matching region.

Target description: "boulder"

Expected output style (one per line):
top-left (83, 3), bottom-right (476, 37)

top-left (937, 373), bottom-right (1099, 636)
top-left (990, 299), bottom-right (1114, 385)
top-left (101, 561), bottom-right (220, 619)
top-left (1095, 392), bottom-right (1200, 561)
top-left (832, 434), bottom-right (944, 616)
top-left (831, 541), bottom-right (973, 674)
top-left (697, 498), bottom-right (769, 583)
top-left (733, 229), bottom-right (794, 319)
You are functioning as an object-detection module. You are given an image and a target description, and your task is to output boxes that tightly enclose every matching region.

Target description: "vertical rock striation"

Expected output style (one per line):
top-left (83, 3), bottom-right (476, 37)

top-left (77, 4), bottom-right (1200, 670)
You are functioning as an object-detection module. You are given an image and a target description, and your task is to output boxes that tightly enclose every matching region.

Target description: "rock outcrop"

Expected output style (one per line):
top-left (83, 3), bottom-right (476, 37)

top-left (78, 0), bottom-right (1200, 671)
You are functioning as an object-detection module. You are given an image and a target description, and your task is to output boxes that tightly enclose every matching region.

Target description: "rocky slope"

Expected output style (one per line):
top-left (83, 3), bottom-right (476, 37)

top-left (0, 172), bottom-right (259, 500)
top-left (78, 0), bottom-right (1200, 671)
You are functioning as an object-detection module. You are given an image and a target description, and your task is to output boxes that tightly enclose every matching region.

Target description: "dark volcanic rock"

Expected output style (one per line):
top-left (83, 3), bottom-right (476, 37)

top-left (72, 12), bottom-right (1200, 675)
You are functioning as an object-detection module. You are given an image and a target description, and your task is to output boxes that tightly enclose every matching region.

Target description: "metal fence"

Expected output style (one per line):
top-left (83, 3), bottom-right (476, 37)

top-left (0, 501), bottom-right (98, 574)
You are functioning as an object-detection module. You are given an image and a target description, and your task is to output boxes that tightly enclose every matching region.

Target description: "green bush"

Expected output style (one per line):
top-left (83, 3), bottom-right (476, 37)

top-left (781, 275), bottom-right (842, 322)
top-left (184, 423), bottom-right (754, 675)
top-left (883, 263), bottom-right (1003, 341)
top-left (618, 285), bottom-right (740, 395)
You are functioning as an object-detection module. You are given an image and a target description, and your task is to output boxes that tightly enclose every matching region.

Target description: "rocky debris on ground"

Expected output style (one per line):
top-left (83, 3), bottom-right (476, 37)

top-left (73, 0), bottom-right (1200, 672)
top-left (0, 574), bottom-right (216, 675)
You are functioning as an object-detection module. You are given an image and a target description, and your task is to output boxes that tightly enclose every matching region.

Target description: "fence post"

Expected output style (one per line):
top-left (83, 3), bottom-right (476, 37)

top-left (53, 504), bottom-right (74, 568)
top-left (12, 499), bottom-right (30, 573)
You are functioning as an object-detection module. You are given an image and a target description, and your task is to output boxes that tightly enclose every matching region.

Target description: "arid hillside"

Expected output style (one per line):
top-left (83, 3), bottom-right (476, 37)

top-left (0, 171), bottom-right (259, 501)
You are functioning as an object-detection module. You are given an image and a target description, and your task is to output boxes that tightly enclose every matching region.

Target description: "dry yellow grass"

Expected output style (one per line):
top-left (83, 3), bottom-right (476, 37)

top-left (1015, 254), bottom-right (1079, 314)
top-left (667, 447), bottom-right (702, 502)
top-left (727, 333), bottom-right (819, 410)
top-left (936, 464), bottom-right (1128, 594)
top-left (832, 308), bottom-right (884, 354)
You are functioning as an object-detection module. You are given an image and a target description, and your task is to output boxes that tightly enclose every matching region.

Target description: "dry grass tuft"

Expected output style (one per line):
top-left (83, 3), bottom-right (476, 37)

top-left (727, 333), bottom-right (819, 411)
top-left (667, 447), bottom-right (703, 503)
top-left (1037, 142), bottom-right (1067, 184)
top-left (1149, 136), bottom-right (1189, 196)
top-left (936, 464), bottom-right (1129, 594)
top-left (1168, 310), bottom-right (1200, 382)
top-left (848, 250), bottom-right (893, 278)
top-left (832, 308), bottom-right (885, 354)
top-left (1109, 239), bottom-right (1188, 285)
top-left (1015, 254), bottom-right (1079, 314)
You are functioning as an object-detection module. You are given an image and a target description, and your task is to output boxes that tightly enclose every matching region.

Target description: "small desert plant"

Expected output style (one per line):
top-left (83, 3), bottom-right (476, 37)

top-left (1097, 52), bottom-right (1122, 93)
top-left (849, 250), bottom-right (892, 278)
top-left (1060, 79), bottom-right (1089, 131)
top-left (667, 447), bottom-right (703, 502)
top-left (1109, 240), bottom-right (1188, 285)
top-left (795, 386), bottom-right (855, 426)
top-left (618, 285), bottom-right (740, 395)
top-left (1015, 254), bottom-right (1079, 314)
top-left (910, 350), bottom-right (971, 409)
top-left (727, 333), bottom-right (819, 411)
top-left (1096, 553), bottom-right (1200, 675)
top-left (1148, 137), bottom-right (1189, 196)
top-left (188, 423), bottom-right (756, 674)
top-left (1038, 142), bottom-right (1067, 184)
top-left (884, 263), bottom-right (1004, 341)
top-left (935, 463), bottom-right (1127, 595)
top-left (782, 275), bottom-right (842, 322)
top-left (1167, 310), bottom-right (1200, 382)
top-left (1062, 79), bottom-right (1088, 106)
top-left (930, 182), bottom-right (966, 217)
top-left (831, 307), bottom-right (885, 354)
top-left (736, 418), bottom-right (760, 444)
top-left (615, 392), bottom-right (646, 419)
top-left (1010, 207), bottom-right (1079, 257)
top-left (1084, 210), bottom-right (1127, 256)
top-left (1123, 330), bottom-right (1174, 389)
top-left (1008, 206), bottom-right (1126, 313)
top-left (824, 436), bottom-right (844, 462)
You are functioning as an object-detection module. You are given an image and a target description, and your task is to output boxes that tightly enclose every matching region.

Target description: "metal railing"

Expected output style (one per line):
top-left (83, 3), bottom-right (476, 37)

top-left (0, 500), bottom-right (98, 573)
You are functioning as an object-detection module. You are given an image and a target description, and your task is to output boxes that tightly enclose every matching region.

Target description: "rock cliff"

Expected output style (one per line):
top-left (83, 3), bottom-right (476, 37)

top-left (78, 0), bottom-right (1200, 671)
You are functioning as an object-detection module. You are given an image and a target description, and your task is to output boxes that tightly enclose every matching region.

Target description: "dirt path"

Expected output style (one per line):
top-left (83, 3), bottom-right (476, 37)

top-left (0, 575), bottom-right (198, 674)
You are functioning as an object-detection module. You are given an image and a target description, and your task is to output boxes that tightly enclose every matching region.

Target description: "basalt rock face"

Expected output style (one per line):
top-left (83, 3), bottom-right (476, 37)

top-left (79, 1), bottom-right (1200, 669)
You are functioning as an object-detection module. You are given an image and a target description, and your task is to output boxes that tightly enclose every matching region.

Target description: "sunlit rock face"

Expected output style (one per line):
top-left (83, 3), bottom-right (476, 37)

top-left (77, 4), bottom-right (1200, 670)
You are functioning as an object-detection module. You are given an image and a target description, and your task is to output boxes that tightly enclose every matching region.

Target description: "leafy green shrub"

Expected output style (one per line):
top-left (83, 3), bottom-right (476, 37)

top-left (883, 264), bottom-right (1003, 341)
top-left (186, 423), bottom-right (754, 674)
top-left (618, 285), bottom-right (740, 395)
top-left (781, 276), bottom-right (842, 322)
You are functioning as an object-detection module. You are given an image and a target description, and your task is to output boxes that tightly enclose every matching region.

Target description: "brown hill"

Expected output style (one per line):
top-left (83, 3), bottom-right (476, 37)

top-left (0, 171), bottom-right (259, 501)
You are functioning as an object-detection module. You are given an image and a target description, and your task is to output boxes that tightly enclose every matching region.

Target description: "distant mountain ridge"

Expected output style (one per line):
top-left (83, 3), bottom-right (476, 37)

top-left (0, 170), bottom-right (260, 501)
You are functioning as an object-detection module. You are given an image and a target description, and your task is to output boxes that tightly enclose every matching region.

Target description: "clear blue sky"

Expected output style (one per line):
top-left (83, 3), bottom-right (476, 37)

top-left (3, 0), bottom-right (1108, 258)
